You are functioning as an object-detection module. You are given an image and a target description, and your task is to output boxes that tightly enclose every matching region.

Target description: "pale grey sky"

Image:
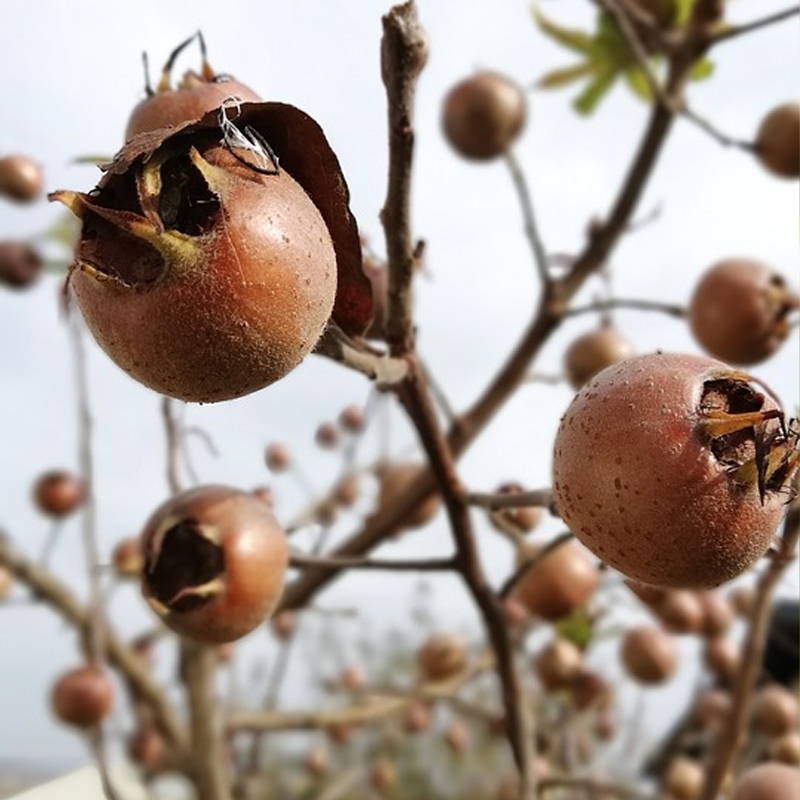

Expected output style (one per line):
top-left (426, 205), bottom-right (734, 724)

top-left (0, 0), bottom-right (797, 772)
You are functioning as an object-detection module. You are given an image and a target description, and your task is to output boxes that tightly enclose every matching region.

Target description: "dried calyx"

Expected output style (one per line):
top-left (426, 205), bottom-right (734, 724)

top-left (698, 375), bottom-right (798, 501)
top-left (144, 517), bottom-right (225, 615)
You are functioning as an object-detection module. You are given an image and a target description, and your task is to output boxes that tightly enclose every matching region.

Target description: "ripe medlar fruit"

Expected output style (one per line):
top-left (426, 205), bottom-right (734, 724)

top-left (32, 469), bottom-right (86, 518)
top-left (755, 103), bottom-right (800, 179)
top-left (377, 462), bottom-right (441, 531)
top-left (487, 482), bottom-right (543, 536)
top-left (442, 71), bottom-right (526, 161)
top-left (563, 325), bottom-right (635, 390)
top-left (552, 352), bottom-right (798, 588)
top-left (688, 259), bottom-right (798, 365)
top-left (140, 484), bottom-right (289, 643)
top-left (0, 154), bottom-right (44, 203)
top-left (125, 34), bottom-right (261, 139)
top-left (51, 665), bottom-right (114, 728)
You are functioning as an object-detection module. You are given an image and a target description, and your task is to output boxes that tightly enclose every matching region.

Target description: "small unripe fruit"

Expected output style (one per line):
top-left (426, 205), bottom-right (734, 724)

top-left (270, 610), bottom-right (296, 640)
top-left (442, 71), bottom-right (526, 161)
top-left (729, 763), bottom-right (800, 800)
top-left (304, 744), bottom-right (328, 776)
top-left (417, 632), bottom-right (468, 682)
top-left (728, 584), bottom-right (756, 617)
top-left (315, 421), bottom-right (340, 449)
top-left (444, 720), bottom-right (469, 753)
top-left (513, 540), bottom-right (599, 620)
top-left (404, 701), bottom-right (431, 734)
top-left (112, 536), bottom-right (144, 578)
top-left (378, 462), bottom-right (441, 531)
top-left (755, 103), bottom-right (800, 179)
top-left (654, 590), bottom-right (705, 634)
top-left (703, 636), bottom-right (740, 682)
top-left (689, 260), bottom-right (798, 365)
top-left (334, 474), bottom-right (360, 508)
top-left (488, 482), bottom-right (543, 535)
top-left (327, 722), bottom-right (354, 745)
top-left (0, 241), bottom-right (43, 290)
top-left (533, 637), bottom-right (584, 690)
top-left (265, 443), bottom-right (291, 473)
top-left (140, 485), bottom-right (289, 643)
top-left (0, 154), bottom-right (44, 203)
top-left (127, 727), bottom-right (168, 771)
top-left (662, 756), bottom-right (704, 800)
top-left (753, 684), bottom-right (799, 738)
top-left (339, 404), bottom-right (366, 433)
top-left (620, 625), bottom-right (678, 685)
top-left (51, 666), bottom-right (114, 728)
top-left (697, 590), bottom-right (734, 638)
top-left (563, 326), bottom-right (635, 390)
top-left (770, 733), bottom-right (800, 765)
top-left (369, 757), bottom-right (396, 793)
top-left (552, 353), bottom-right (797, 589)
top-left (340, 664), bottom-right (366, 691)
top-left (570, 670), bottom-right (612, 711)
top-left (33, 470), bottom-right (86, 518)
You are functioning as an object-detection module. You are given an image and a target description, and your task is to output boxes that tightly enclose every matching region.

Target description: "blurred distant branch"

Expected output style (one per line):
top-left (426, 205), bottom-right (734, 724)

top-left (699, 480), bottom-right (800, 800)
top-left (290, 550), bottom-right (456, 572)
top-left (466, 488), bottom-right (554, 511)
top-left (0, 534), bottom-right (188, 754)
top-left (563, 298), bottom-right (686, 318)
top-left (709, 6), bottom-right (800, 45)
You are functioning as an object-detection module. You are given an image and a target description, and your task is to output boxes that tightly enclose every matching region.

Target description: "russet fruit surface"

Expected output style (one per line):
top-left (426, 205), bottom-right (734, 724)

top-left (552, 352), bottom-right (797, 588)
top-left (140, 484), bottom-right (289, 643)
top-left (729, 763), bottom-right (800, 800)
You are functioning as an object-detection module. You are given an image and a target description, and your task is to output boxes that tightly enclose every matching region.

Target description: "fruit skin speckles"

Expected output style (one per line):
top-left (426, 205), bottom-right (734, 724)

top-left (552, 352), bottom-right (797, 589)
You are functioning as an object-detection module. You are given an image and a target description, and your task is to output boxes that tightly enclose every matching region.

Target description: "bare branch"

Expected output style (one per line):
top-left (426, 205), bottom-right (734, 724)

top-left (709, 6), bottom-right (800, 45)
top-left (0, 534), bottom-right (188, 753)
top-left (290, 550), bottom-right (456, 572)
top-left (503, 149), bottom-right (550, 285)
top-left (380, 1), bottom-right (429, 356)
top-left (564, 297), bottom-right (686, 318)
top-left (698, 483), bottom-right (800, 800)
top-left (466, 488), bottom-right (554, 512)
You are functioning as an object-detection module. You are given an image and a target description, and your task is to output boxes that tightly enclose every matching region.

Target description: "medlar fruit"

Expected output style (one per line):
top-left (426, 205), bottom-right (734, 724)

top-left (552, 352), bottom-right (798, 588)
top-left (140, 484), bottom-right (289, 643)
top-left (0, 154), bottom-right (44, 203)
top-left (442, 71), bottom-right (526, 161)
top-left (125, 33), bottom-right (261, 139)
top-left (688, 259), bottom-right (798, 365)
top-left (755, 103), bottom-right (800, 179)
top-left (51, 665), bottom-right (114, 728)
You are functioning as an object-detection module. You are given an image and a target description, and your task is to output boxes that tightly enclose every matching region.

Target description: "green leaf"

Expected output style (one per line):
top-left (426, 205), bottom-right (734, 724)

top-left (537, 62), bottom-right (596, 90)
top-left (675, 0), bottom-right (695, 25)
top-left (573, 68), bottom-right (619, 115)
top-left (690, 56), bottom-right (715, 82)
top-left (624, 66), bottom-right (655, 101)
top-left (531, 5), bottom-right (594, 55)
top-left (555, 608), bottom-right (595, 649)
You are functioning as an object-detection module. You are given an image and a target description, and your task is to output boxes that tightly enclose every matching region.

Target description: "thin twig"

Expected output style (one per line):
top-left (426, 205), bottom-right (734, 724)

top-left (563, 297), bottom-right (686, 318)
top-left (466, 489), bottom-right (554, 512)
top-left (698, 484), bottom-right (800, 800)
top-left (0, 534), bottom-right (188, 752)
top-left (709, 6), bottom-right (800, 45)
top-left (680, 105), bottom-right (756, 151)
top-left (70, 318), bottom-right (123, 800)
top-left (539, 775), bottom-right (653, 800)
top-left (503, 149), bottom-right (550, 285)
top-left (290, 551), bottom-right (456, 572)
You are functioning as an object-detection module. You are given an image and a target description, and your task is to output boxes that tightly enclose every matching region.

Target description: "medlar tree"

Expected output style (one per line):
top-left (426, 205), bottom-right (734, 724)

top-left (0, 2), bottom-right (798, 800)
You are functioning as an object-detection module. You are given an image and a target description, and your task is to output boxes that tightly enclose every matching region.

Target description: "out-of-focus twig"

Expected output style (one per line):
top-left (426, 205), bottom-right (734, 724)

top-left (698, 481), bottom-right (800, 800)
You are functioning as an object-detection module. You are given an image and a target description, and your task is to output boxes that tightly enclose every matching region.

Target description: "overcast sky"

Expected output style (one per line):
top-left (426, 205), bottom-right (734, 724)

top-left (0, 0), bottom-right (797, 773)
